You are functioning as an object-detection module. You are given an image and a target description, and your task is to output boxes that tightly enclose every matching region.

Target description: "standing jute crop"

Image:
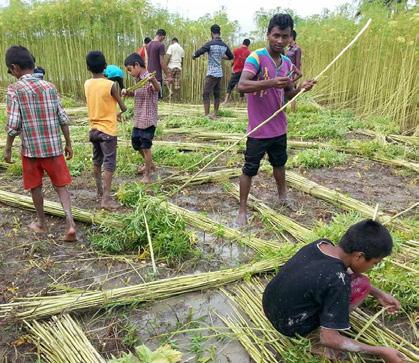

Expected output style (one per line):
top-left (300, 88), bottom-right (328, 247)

top-left (172, 19), bottom-right (372, 195)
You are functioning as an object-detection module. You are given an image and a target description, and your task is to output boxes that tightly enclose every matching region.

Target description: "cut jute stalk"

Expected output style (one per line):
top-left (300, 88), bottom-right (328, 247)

top-left (143, 212), bottom-right (157, 274)
top-left (25, 314), bottom-right (106, 363)
top-left (174, 19), bottom-right (372, 193)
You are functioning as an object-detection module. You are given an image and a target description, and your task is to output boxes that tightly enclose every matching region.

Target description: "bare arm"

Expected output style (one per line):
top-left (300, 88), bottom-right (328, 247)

top-left (111, 83), bottom-right (127, 113)
top-left (320, 328), bottom-right (405, 362)
top-left (160, 54), bottom-right (170, 78)
top-left (149, 75), bottom-right (161, 92)
top-left (237, 71), bottom-right (289, 94)
top-left (60, 124), bottom-right (73, 160)
top-left (3, 134), bottom-right (16, 163)
top-left (369, 286), bottom-right (401, 314)
top-left (284, 79), bottom-right (316, 99)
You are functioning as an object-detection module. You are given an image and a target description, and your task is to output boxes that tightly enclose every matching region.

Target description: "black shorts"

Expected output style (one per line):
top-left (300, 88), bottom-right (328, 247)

top-left (131, 126), bottom-right (156, 150)
top-left (242, 134), bottom-right (287, 177)
top-left (227, 72), bottom-right (242, 94)
top-left (89, 129), bottom-right (117, 172)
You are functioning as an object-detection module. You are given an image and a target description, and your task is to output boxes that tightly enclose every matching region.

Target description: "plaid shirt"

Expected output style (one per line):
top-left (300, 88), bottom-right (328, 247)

top-left (133, 72), bottom-right (158, 129)
top-left (6, 74), bottom-right (69, 158)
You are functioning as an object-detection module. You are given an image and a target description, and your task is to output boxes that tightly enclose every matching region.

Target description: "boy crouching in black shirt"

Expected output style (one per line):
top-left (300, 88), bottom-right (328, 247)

top-left (263, 220), bottom-right (405, 363)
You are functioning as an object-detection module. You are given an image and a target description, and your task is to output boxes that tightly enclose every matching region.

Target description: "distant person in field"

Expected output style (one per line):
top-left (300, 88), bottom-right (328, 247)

top-left (31, 55), bottom-right (46, 80)
top-left (137, 37), bottom-right (151, 68)
top-left (4, 45), bottom-right (77, 241)
top-left (223, 38), bottom-right (251, 105)
top-left (193, 24), bottom-right (233, 119)
top-left (104, 64), bottom-right (125, 92)
top-left (236, 14), bottom-right (315, 226)
top-left (286, 30), bottom-right (302, 112)
top-left (147, 29), bottom-right (172, 99)
top-left (263, 220), bottom-right (405, 363)
top-left (84, 51), bottom-right (127, 210)
top-left (166, 37), bottom-right (185, 101)
top-left (122, 53), bottom-right (160, 184)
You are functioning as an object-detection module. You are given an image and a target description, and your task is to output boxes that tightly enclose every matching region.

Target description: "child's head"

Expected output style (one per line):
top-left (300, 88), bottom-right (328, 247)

top-left (5, 45), bottom-right (35, 78)
top-left (86, 51), bottom-right (106, 74)
top-left (104, 65), bottom-right (124, 89)
top-left (339, 219), bottom-right (393, 273)
top-left (124, 53), bottom-right (145, 78)
top-left (243, 39), bottom-right (251, 47)
top-left (267, 14), bottom-right (294, 53)
top-left (144, 37), bottom-right (152, 45)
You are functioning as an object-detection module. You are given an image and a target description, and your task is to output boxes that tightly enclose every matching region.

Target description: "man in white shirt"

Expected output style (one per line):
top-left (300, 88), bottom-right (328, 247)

top-left (166, 38), bottom-right (185, 100)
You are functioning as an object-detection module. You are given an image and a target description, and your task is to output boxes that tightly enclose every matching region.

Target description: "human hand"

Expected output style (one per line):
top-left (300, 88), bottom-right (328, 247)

top-left (379, 347), bottom-right (405, 363)
top-left (301, 79), bottom-right (317, 91)
top-left (377, 293), bottom-right (401, 314)
top-left (3, 148), bottom-right (13, 164)
top-left (121, 88), bottom-right (127, 97)
top-left (64, 144), bottom-right (73, 160)
top-left (270, 77), bottom-right (291, 89)
top-left (117, 112), bottom-right (123, 122)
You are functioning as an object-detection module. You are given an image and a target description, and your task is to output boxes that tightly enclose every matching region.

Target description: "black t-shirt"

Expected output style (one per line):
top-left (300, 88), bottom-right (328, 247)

top-left (262, 240), bottom-right (351, 337)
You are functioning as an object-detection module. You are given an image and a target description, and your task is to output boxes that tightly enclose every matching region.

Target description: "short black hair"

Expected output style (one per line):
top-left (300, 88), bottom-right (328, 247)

top-left (86, 51), bottom-right (106, 74)
top-left (156, 29), bottom-right (166, 36)
top-left (5, 45), bottom-right (35, 70)
top-left (243, 39), bottom-right (250, 46)
top-left (172, 37), bottom-right (178, 42)
top-left (291, 30), bottom-right (297, 40)
top-left (124, 52), bottom-right (145, 68)
top-left (144, 37), bottom-right (151, 44)
top-left (211, 24), bottom-right (221, 34)
top-left (268, 14), bottom-right (294, 33)
top-left (339, 219), bottom-right (393, 260)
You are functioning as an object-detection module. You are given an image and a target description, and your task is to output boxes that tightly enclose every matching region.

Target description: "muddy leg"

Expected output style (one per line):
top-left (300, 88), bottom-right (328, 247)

top-left (29, 186), bottom-right (48, 233)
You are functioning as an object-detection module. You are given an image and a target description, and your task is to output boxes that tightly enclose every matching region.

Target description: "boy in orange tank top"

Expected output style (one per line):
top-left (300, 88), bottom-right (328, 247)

top-left (84, 51), bottom-right (127, 210)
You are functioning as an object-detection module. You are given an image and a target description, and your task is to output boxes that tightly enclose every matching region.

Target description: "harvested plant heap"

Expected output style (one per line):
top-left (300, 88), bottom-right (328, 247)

top-left (89, 183), bottom-right (196, 264)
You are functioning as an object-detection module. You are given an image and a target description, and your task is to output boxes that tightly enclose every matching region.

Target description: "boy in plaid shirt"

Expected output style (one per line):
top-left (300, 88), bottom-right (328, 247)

top-left (3, 45), bottom-right (77, 241)
top-left (122, 53), bottom-right (160, 184)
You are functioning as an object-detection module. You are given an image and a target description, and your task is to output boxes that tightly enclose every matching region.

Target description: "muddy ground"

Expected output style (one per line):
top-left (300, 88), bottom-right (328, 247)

top-left (0, 103), bottom-right (418, 362)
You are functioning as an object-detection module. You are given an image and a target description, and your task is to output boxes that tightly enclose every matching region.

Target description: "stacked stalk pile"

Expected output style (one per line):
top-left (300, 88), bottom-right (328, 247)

top-left (285, 171), bottom-right (413, 235)
top-left (220, 279), bottom-right (419, 363)
top-left (0, 189), bottom-right (122, 228)
top-left (224, 183), bottom-right (312, 243)
top-left (25, 314), bottom-right (105, 363)
top-left (0, 257), bottom-right (284, 321)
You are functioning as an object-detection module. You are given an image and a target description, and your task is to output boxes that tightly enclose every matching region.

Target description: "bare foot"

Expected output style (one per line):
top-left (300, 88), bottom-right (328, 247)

top-left (62, 227), bottom-right (77, 242)
top-left (311, 346), bottom-right (348, 360)
top-left (141, 175), bottom-right (152, 184)
top-left (236, 211), bottom-right (248, 227)
top-left (29, 221), bottom-right (48, 234)
top-left (278, 198), bottom-right (297, 210)
top-left (138, 164), bottom-right (156, 174)
top-left (209, 113), bottom-right (218, 120)
top-left (101, 198), bottom-right (120, 211)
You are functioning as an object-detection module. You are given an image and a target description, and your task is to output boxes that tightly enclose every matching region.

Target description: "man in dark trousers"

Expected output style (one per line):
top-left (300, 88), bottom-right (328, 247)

top-left (193, 24), bottom-right (233, 119)
top-left (223, 38), bottom-right (251, 105)
top-left (147, 29), bottom-right (172, 98)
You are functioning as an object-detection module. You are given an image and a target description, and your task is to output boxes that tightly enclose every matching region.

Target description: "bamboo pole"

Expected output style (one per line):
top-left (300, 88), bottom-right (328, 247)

top-left (174, 19), bottom-right (372, 192)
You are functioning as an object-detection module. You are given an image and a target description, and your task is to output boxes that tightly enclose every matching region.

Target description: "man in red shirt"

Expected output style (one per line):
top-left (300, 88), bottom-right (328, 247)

top-left (223, 39), bottom-right (251, 104)
top-left (137, 37), bottom-right (151, 68)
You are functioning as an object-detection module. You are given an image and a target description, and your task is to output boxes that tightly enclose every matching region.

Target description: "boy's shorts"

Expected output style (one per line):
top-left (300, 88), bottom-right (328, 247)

top-left (169, 68), bottom-right (182, 90)
top-left (131, 126), bottom-right (156, 150)
top-left (242, 134), bottom-right (287, 177)
top-left (22, 154), bottom-right (72, 190)
top-left (89, 129), bottom-right (117, 172)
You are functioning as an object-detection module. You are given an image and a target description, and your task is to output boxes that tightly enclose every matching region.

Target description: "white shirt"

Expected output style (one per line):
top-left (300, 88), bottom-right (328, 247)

top-left (167, 42), bottom-right (185, 70)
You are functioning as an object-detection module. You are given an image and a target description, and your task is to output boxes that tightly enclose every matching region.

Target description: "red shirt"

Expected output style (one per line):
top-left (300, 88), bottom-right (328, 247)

top-left (232, 45), bottom-right (250, 73)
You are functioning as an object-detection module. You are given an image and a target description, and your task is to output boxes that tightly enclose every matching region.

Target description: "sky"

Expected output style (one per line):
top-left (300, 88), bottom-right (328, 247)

top-left (153, 0), bottom-right (353, 33)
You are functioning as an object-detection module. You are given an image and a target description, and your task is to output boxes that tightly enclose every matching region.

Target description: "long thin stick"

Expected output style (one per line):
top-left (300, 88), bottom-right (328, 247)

top-left (175, 19), bottom-right (372, 193)
top-left (143, 212), bottom-right (158, 274)
top-left (382, 202), bottom-right (418, 226)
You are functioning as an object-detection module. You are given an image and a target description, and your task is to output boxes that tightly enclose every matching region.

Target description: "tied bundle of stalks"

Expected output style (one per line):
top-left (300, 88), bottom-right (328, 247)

top-left (25, 314), bottom-right (106, 363)
top-left (220, 278), bottom-right (419, 363)
top-left (126, 72), bottom-right (156, 93)
top-left (0, 257), bottom-right (284, 321)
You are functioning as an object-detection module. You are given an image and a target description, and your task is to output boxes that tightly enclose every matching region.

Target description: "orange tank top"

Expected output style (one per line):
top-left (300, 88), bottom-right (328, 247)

top-left (84, 78), bottom-right (117, 136)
